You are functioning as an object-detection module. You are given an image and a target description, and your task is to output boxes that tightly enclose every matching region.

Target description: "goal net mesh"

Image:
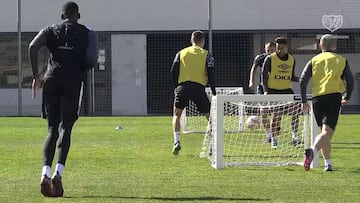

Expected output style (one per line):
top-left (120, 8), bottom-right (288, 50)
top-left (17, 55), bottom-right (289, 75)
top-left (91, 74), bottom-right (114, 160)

top-left (201, 94), bottom-right (314, 169)
top-left (180, 87), bottom-right (244, 133)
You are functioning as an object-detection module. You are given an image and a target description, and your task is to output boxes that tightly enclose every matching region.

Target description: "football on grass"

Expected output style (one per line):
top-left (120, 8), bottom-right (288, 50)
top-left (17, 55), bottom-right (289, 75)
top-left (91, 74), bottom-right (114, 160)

top-left (246, 116), bottom-right (260, 130)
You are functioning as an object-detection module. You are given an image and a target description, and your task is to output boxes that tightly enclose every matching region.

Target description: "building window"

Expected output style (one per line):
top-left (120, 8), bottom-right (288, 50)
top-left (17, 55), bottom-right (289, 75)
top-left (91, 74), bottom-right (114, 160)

top-left (290, 34), bottom-right (318, 54)
top-left (0, 33), bottom-right (48, 88)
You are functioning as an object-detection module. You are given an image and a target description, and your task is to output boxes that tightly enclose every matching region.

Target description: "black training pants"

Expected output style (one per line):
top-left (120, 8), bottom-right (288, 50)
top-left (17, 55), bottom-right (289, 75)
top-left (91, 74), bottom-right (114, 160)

top-left (42, 77), bottom-right (82, 166)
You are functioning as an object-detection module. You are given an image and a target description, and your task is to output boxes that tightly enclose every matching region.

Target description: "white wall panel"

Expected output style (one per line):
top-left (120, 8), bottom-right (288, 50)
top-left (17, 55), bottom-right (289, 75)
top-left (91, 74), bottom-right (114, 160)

top-left (1, 0), bottom-right (359, 32)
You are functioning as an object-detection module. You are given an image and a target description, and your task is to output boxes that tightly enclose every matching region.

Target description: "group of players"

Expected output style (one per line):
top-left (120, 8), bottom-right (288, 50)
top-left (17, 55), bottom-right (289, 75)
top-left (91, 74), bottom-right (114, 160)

top-left (29, 1), bottom-right (354, 198)
top-left (248, 35), bottom-right (353, 172)
top-left (170, 31), bottom-right (354, 174)
top-left (249, 37), bottom-right (301, 149)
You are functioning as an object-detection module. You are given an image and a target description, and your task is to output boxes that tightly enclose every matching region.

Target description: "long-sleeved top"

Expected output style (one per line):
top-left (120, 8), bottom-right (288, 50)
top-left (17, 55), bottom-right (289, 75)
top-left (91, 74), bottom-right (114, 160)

top-left (299, 52), bottom-right (354, 103)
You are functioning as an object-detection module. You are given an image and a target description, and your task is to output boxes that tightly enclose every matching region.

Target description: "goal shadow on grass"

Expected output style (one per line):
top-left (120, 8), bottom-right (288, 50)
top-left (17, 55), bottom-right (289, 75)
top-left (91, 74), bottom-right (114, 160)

top-left (65, 195), bottom-right (270, 201)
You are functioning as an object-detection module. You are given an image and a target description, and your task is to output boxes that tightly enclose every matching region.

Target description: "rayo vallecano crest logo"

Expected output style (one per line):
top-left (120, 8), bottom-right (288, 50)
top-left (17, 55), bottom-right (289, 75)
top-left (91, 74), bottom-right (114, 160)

top-left (322, 15), bottom-right (343, 32)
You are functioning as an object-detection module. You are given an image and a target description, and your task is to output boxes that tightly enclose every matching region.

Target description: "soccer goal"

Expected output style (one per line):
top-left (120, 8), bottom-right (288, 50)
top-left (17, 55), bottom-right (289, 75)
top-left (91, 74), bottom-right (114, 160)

top-left (180, 87), bottom-right (244, 133)
top-left (203, 94), bottom-right (319, 169)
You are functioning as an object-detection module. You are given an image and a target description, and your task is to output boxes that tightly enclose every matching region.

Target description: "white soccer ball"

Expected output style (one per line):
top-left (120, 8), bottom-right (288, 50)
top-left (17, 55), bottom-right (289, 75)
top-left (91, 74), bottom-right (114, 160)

top-left (246, 116), bottom-right (260, 130)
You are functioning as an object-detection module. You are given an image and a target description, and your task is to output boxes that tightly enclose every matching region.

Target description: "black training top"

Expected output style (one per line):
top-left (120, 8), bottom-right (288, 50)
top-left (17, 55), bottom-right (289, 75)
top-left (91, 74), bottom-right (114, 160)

top-left (29, 20), bottom-right (98, 80)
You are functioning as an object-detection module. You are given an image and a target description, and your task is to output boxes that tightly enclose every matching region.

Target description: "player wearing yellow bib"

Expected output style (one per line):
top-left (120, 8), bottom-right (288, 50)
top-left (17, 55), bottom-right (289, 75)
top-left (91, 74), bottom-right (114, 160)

top-left (300, 34), bottom-right (354, 172)
top-left (170, 31), bottom-right (216, 155)
top-left (262, 37), bottom-right (300, 148)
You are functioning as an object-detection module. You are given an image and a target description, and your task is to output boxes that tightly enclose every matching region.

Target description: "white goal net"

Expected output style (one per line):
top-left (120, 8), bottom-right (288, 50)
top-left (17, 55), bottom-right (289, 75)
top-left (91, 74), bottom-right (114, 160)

top-left (180, 87), bottom-right (244, 133)
top-left (202, 94), bottom-right (319, 169)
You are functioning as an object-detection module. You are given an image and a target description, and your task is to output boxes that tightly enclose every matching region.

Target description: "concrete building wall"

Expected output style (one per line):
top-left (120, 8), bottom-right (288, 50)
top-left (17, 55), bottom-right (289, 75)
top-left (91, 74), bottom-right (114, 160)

top-left (1, 0), bottom-right (359, 32)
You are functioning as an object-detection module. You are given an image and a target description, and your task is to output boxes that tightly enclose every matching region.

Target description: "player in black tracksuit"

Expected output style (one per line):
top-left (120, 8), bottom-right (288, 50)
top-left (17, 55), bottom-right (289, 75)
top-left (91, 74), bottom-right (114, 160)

top-left (29, 2), bottom-right (98, 197)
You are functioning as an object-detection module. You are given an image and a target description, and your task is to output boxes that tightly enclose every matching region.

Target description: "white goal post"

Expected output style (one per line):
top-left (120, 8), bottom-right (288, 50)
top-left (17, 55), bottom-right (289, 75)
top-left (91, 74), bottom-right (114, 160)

top-left (206, 94), bottom-right (319, 169)
top-left (180, 87), bottom-right (244, 133)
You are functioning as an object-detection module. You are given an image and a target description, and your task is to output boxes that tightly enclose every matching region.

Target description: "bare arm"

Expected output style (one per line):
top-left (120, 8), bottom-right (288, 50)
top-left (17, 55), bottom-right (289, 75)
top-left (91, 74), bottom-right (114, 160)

top-left (29, 28), bottom-right (47, 78)
top-left (249, 55), bottom-right (261, 89)
top-left (248, 64), bottom-right (256, 88)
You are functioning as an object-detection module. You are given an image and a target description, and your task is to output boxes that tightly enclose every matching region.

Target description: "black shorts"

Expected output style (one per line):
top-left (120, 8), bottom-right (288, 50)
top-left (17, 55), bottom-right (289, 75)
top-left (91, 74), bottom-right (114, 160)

top-left (312, 93), bottom-right (342, 130)
top-left (267, 88), bottom-right (294, 94)
top-left (174, 81), bottom-right (210, 114)
top-left (42, 78), bottom-right (82, 124)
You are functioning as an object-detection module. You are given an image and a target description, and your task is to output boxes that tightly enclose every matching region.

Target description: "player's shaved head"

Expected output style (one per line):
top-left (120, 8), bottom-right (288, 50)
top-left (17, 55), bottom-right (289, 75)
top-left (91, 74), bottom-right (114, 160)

top-left (320, 34), bottom-right (337, 51)
top-left (265, 42), bottom-right (276, 54)
top-left (265, 41), bottom-right (275, 47)
top-left (62, 1), bottom-right (80, 20)
top-left (191, 31), bottom-right (205, 46)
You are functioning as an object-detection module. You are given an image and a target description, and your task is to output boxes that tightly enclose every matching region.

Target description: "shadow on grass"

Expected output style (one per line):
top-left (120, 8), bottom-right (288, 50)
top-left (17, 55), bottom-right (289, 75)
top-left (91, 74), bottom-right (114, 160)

top-left (332, 142), bottom-right (360, 149)
top-left (353, 168), bottom-right (360, 174)
top-left (65, 195), bottom-right (270, 201)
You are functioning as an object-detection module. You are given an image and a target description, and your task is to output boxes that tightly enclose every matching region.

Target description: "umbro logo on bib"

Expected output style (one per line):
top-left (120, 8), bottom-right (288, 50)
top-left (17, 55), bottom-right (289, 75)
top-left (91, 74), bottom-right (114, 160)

top-left (278, 64), bottom-right (290, 71)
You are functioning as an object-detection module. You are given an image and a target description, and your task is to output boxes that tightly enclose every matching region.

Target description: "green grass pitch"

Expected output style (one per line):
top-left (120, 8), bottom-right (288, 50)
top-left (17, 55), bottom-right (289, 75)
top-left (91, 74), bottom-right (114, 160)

top-left (1, 115), bottom-right (360, 202)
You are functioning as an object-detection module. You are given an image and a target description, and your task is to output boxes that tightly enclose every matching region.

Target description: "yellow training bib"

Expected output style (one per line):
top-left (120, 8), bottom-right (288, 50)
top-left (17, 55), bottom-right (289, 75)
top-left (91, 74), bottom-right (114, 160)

top-left (178, 46), bottom-right (208, 86)
top-left (311, 52), bottom-right (346, 97)
top-left (267, 53), bottom-right (294, 90)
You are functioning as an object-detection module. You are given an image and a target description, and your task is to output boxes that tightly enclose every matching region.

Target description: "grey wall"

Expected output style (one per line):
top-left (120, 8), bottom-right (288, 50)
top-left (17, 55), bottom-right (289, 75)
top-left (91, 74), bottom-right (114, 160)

top-left (0, 89), bottom-right (42, 116)
top-left (111, 34), bottom-right (147, 115)
top-left (1, 0), bottom-right (359, 32)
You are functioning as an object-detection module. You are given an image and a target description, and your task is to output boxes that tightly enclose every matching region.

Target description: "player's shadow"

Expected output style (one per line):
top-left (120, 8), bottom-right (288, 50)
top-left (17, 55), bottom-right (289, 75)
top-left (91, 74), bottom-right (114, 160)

top-left (353, 168), bottom-right (360, 174)
top-left (65, 195), bottom-right (270, 201)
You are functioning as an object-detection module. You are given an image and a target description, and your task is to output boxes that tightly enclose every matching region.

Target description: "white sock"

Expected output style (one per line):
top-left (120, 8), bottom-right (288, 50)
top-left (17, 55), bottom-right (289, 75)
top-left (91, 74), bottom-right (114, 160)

top-left (325, 159), bottom-right (332, 166)
top-left (54, 163), bottom-right (64, 177)
top-left (174, 131), bottom-right (180, 144)
top-left (42, 165), bottom-right (51, 178)
top-left (292, 131), bottom-right (298, 139)
top-left (265, 128), bottom-right (271, 138)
